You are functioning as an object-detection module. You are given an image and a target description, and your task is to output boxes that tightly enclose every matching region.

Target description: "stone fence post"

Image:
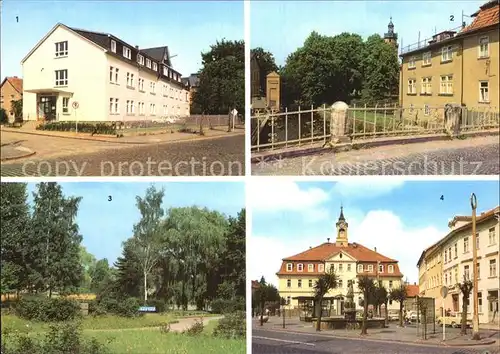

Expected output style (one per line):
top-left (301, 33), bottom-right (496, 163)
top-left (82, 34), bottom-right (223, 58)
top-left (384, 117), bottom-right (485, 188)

top-left (444, 103), bottom-right (462, 137)
top-left (330, 101), bottom-right (350, 144)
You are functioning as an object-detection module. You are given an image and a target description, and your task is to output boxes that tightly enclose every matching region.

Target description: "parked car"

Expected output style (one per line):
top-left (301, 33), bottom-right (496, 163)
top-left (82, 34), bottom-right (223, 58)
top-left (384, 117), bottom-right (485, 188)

top-left (437, 312), bottom-right (472, 328)
top-left (388, 312), bottom-right (399, 321)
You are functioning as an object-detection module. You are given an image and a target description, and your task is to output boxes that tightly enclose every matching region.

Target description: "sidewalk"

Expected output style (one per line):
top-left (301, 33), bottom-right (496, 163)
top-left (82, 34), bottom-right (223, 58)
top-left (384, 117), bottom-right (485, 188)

top-left (257, 318), bottom-right (498, 347)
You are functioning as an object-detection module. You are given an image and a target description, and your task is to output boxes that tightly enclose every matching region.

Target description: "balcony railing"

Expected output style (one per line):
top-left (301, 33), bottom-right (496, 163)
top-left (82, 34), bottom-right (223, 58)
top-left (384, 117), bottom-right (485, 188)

top-left (400, 25), bottom-right (464, 55)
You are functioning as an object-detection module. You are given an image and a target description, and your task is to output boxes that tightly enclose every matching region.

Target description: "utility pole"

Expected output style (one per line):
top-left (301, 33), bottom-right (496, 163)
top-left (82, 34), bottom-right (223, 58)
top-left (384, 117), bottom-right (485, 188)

top-left (470, 193), bottom-right (480, 340)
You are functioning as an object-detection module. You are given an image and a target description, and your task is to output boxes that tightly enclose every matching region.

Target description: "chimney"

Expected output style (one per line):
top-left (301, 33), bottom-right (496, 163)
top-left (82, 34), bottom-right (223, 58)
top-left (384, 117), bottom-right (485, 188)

top-left (135, 45), bottom-right (139, 49)
top-left (414, 282), bottom-right (416, 285)
top-left (327, 238), bottom-right (330, 243)
top-left (374, 247), bottom-right (377, 253)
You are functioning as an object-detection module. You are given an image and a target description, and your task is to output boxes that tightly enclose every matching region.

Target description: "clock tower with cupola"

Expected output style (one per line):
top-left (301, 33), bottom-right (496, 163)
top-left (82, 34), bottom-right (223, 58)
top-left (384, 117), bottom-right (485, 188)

top-left (335, 206), bottom-right (349, 247)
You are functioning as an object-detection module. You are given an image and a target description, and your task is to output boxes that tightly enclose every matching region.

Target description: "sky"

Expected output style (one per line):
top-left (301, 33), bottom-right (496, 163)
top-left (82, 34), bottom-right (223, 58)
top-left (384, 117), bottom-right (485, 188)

top-left (250, 0), bottom-right (485, 66)
top-left (25, 181), bottom-right (245, 265)
top-left (249, 179), bottom-right (499, 287)
top-left (0, 0), bottom-right (243, 78)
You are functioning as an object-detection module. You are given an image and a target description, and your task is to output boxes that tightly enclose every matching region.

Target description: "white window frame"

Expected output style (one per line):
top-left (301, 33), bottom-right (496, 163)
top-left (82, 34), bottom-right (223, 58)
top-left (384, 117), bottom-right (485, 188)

top-left (478, 36), bottom-right (489, 58)
top-left (338, 263), bottom-right (343, 272)
top-left (464, 236), bottom-right (470, 253)
top-left (111, 40), bottom-right (116, 53)
top-left (388, 265), bottom-right (394, 273)
top-left (489, 227), bottom-right (496, 245)
top-left (408, 56), bottom-right (416, 69)
top-left (464, 265), bottom-right (470, 279)
top-left (408, 79), bottom-right (416, 94)
top-left (440, 75), bottom-right (453, 94)
top-left (490, 259), bottom-right (497, 277)
top-left (479, 81), bottom-right (489, 103)
top-left (123, 46), bottom-right (131, 59)
top-left (422, 51), bottom-right (432, 66)
top-left (378, 264), bottom-right (384, 273)
top-left (297, 264), bottom-right (303, 272)
top-left (55, 41), bottom-right (68, 57)
top-left (109, 66), bottom-right (114, 83)
top-left (318, 264), bottom-right (324, 272)
top-left (357, 264), bottom-right (363, 272)
top-left (114, 98), bottom-right (119, 114)
top-left (151, 82), bottom-right (156, 94)
top-left (137, 55), bottom-right (145, 65)
top-left (286, 279), bottom-right (291, 288)
top-left (109, 98), bottom-right (119, 114)
top-left (152, 62), bottom-right (158, 71)
top-left (55, 69), bottom-right (68, 86)
top-left (421, 77), bottom-right (432, 95)
top-left (138, 78), bottom-right (144, 92)
top-left (368, 264), bottom-right (373, 272)
top-left (298, 279), bottom-right (302, 288)
top-left (146, 58), bottom-right (151, 68)
top-left (308, 264), bottom-right (314, 272)
top-left (441, 46), bottom-right (453, 62)
top-left (62, 97), bottom-right (69, 113)
top-left (308, 279), bottom-right (313, 288)
top-left (424, 104), bottom-right (430, 116)
top-left (114, 68), bottom-right (119, 84)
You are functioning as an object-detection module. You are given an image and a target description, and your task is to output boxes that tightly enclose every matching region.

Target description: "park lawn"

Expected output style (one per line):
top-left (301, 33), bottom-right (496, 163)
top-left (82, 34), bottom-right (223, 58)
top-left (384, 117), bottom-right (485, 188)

top-left (0, 313), bottom-right (177, 333)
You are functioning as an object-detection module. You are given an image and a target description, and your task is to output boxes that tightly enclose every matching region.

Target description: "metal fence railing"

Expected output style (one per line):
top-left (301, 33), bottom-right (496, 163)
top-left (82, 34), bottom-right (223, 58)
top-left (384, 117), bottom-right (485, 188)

top-left (461, 107), bottom-right (499, 132)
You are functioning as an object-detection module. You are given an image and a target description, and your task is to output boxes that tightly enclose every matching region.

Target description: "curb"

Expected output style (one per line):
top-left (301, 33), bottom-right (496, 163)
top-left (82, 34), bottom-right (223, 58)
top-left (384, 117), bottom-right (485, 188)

top-left (1, 128), bottom-right (245, 145)
top-left (250, 130), bottom-right (500, 163)
top-left (1, 150), bottom-right (37, 162)
top-left (259, 327), bottom-right (498, 348)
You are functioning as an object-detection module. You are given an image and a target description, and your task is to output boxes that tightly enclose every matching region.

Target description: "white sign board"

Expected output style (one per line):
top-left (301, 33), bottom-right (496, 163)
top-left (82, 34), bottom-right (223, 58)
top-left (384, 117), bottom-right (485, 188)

top-left (231, 109), bottom-right (238, 117)
top-left (72, 101), bottom-right (79, 109)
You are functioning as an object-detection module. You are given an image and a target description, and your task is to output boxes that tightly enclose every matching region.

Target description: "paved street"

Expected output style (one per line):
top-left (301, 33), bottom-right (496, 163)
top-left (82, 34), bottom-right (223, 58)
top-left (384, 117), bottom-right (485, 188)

top-left (252, 136), bottom-right (499, 175)
top-left (1, 135), bottom-right (244, 176)
top-left (253, 328), bottom-right (499, 354)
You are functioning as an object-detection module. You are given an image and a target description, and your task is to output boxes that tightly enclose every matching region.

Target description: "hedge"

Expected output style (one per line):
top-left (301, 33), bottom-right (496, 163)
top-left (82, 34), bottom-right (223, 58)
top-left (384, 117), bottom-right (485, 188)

top-left (36, 122), bottom-right (117, 135)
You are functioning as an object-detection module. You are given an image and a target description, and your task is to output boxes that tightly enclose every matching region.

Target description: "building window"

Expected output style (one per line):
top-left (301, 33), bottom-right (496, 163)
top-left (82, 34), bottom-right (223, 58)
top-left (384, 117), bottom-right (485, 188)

top-left (137, 55), bottom-right (145, 65)
top-left (115, 68), bottom-right (119, 84)
top-left (150, 103), bottom-right (156, 115)
top-left (297, 279), bottom-right (302, 288)
top-left (109, 98), bottom-right (113, 114)
top-left (441, 46), bottom-right (452, 62)
top-left (109, 98), bottom-right (119, 114)
top-left (150, 82), bottom-right (156, 94)
top-left (440, 75), bottom-right (453, 94)
top-left (126, 73), bottom-right (135, 87)
top-left (424, 104), bottom-right (430, 116)
top-left (123, 46), bottom-right (131, 59)
top-left (479, 81), bottom-right (489, 103)
top-left (388, 265), bottom-right (394, 273)
top-left (490, 259), bottom-right (497, 277)
top-left (448, 247), bottom-right (452, 260)
top-left (138, 102), bottom-right (144, 115)
top-left (110, 40), bottom-right (116, 53)
top-left (338, 279), bottom-right (343, 288)
top-left (146, 58), bottom-right (151, 68)
top-left (338, 264), bottom-right (343, 272)
top-left (138, 78), bottom-right (144, 91)
top-left (297, 264), bottom-right (303, 272)
top-left (318, 264), bottom-right (324, 272)
top-left (478, 36), bottom-right (489, 58)
top-left (305, 264), bottom-right (312, 272)
top-left (489, 227), bottom-right (496, 245)
top-left (408, 79), bottom-right (416, 94)
top-left (454, 267), bottom-right (458, 283)
top-left (378, 264), bottom-right (384, 273)
top-left (367, 264), bottom-right (373, 272)
top-left (358, 264), bottom-right (363, 272)
top-left (152, 62), bottom-right (158, 71)
top-left (126, 100), bottom-right (135, 115)
top-left (421, 77), bottom-right (432, 95)
top-left (478, 292), bottom-right (482, 313)
top-left (388, 280), bottom-right (393, 288)
top-left (454, 243), bottom-right (458, 258)
top-left (422, 51), bottom-right (431, 66)
top-left (477, 262), bottom-right (480, 279)
top-left (464, 237), bottom-right (470, 253)
top-left (55, 69), bottom-right (68, 86)
top-left (408, 56), bottom-right (416, 68)
top-left (464, 265), bottom-right (470, 279)
top-left (62, 97), bottom-right (69, 113)
top-left (445, 273), bottom-right (448, 285)
top-left (476, 233), bottom-right (480, 249)
top-left (286, 279), bottom-right (291, 288)
top-left (308, 279), bottom-right (313, 288)
top-left (109, 66), bottom-right (114, 82)
top-left (55, 41), bottom-right (68, 57)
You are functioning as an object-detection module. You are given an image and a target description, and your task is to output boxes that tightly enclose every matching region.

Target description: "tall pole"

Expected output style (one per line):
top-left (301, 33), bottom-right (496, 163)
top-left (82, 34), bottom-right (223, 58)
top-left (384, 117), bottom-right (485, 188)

top-left (470, 193), bottom-right (480, 340)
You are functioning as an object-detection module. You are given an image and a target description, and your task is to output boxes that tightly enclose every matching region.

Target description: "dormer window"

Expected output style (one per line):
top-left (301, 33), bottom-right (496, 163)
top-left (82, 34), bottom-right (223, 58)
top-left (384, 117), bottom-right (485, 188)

top-left (110, 40), bottom-right (116, 53)
top-left (146, 58), bottom-right (151, 68)
top-left (297, 264), bottom-right (303, 272)
top-left (55, 41), bottom-right (68, 57)
top-left (357, 264), bottom-right (363, 272)
top-left (388, 265), bottom-right (394, 273)
top-left (137, 55), bottom-right (144, 65)
top-left (368, 264), bottom-right (373, 272)
top-left (286, 263), bottom-right (293, 272)
top-left (152, 62), bottom-right (158, 71)
top-left (379, 264), bottom-right (384, 273)
top-left (308, 264), bottom-right (314, 272)
top-left (123, 46), bottom-right (131, 60)
top-left (318, 264), bottom-right (324, 272)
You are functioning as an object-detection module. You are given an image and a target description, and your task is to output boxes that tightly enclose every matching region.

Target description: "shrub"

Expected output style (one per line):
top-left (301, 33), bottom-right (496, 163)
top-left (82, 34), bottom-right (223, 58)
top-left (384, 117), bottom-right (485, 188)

top-left (36, 121), bottom-right (117, 135)
top-left (1, 322), bottom-right (109, 354)
top-left (0, 108), bottom-right (8, 124)
top-left (210, 297), bottom-right (245, 314)
top-left (96, 296), bottom-right (141, 317)
top-left (213, 311), bottom-right (246, 339)
top-left (144, 298), bottom-right (166, 313)
top-left (184, 318), bottom-right (204, 336)
top-left (14, 297), bottom-right (81, 322)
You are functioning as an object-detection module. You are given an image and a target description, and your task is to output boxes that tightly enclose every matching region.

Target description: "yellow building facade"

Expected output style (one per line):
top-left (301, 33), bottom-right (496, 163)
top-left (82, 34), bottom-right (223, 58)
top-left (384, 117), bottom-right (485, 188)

top-left (277, 208), bottom-right (404, 314)
top-left (399, 0), bottom-right (499, 110)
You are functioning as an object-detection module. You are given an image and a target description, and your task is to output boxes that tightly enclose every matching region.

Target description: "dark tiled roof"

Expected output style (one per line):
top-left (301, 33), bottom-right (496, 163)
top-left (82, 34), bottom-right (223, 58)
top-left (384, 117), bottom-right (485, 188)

top-left (181, 74), bottom-right (200, 88)
top-left (140, 46), bottom-right (172, 67)
top-left (69, 27), bottom-right (110, 49)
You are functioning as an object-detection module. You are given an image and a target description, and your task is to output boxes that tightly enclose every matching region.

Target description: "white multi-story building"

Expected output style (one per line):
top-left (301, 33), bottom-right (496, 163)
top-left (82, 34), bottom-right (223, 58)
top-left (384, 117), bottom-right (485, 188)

top-left (21, 23), bottom-right (190, 122)
top-left (440, 206), bottom-right (499, 324)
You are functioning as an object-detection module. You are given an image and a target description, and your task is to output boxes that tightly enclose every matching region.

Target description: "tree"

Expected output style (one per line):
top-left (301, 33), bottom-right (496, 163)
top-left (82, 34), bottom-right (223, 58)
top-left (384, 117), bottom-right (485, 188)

top-left (457, 276), bottom-right (473, 335)
top-left (374, 283), bottom-right (389, 326)
top-left (0, 183), bottom-right (31, 295)
top-left (193, 39), bottom-right (244, 115)
top-left (313, 267), bottom-right (338, 331)
top-left (31, 182), bottom-right (83, 297)
top-left (0, 108), bottom-right (8, 124)
top-left (358, 276), bottom-right (376, 335)
top-left (131, 185), bottom-right (165, 302)
top-left (10, 99), bottom-right (23, 121)
top-left (250, 47), bottom-right (278, 97)
top-left (79, 246), bottom-right (96, 292)
top-left (254, 277), bottom-right (280, 326)
top-left (113, 239), bottom-right (142, 298)
top-left (390, 284), bottom-right (408, 328)
top-left (360, 35), bottom-right (400, 104)
top-left (90, 258), bottom-right (111, 293)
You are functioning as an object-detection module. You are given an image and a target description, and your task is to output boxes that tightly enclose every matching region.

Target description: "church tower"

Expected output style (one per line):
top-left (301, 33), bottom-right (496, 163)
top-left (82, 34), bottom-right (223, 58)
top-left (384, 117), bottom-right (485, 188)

top-left (335, 206), bottom-right (348, 247)
top-left (384, 17), bottom-right (399, 51)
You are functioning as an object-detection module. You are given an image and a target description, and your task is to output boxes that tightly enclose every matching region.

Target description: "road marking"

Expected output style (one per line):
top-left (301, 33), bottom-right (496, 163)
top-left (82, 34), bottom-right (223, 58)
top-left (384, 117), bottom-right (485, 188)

top-left (253, 336), bottom-right (315, 346)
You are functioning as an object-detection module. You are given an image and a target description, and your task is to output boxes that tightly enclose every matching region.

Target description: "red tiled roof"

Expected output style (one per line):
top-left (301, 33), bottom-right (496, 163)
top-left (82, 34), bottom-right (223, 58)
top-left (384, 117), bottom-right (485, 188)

top-left (1, 77), bottom-right (23, 94)
top-left (251, 280), bottom-right (260, 289)
top-left (278, 242), bottom-right (403, 277)
top-left (407, 284), bottom-right (419, 297)
top-left (459, 0), bottom-right (499, 35)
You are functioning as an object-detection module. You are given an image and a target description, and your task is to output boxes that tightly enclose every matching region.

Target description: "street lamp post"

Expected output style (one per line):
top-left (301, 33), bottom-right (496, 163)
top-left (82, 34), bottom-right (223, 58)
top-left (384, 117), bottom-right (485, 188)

top-left (470, 193), bottom-right (480, 340)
